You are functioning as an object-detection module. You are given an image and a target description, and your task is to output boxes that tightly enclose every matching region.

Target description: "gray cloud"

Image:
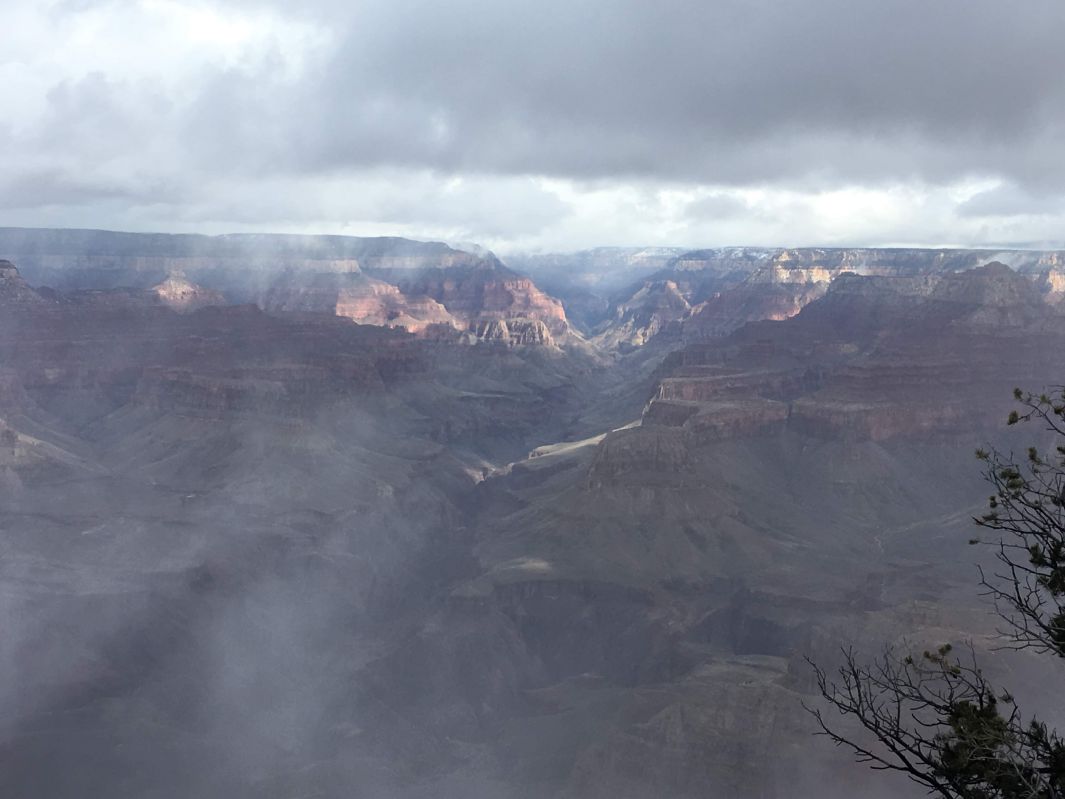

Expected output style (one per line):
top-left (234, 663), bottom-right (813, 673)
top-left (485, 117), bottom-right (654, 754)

top-left (957, 183), bottom-right (1065, 218)
top-left (685, 193), bottom-right (751, 222)
top-left (2, 0), bottom-right (1065, 248)
top-left (189, 0), bottom-right (1065, 186)
top-left (0, 168), bottom-right (166, 211)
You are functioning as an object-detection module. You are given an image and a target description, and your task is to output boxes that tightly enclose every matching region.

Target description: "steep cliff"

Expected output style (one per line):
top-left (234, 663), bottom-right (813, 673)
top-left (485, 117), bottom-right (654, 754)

top-left (599, 247), bottom-right (1065, 350)
top-left (0, 260), bottom-right (45, 305)
top-left (150, 272), bottom-right (226, 312)
top-left (0, 228), bottom-right (573, 345)
top-left (472, 318), bottom-right (556, 347)
top-left (9, 238), bottom-right (1065, 799)
top-left (369, 260), bottom-right (570, 336)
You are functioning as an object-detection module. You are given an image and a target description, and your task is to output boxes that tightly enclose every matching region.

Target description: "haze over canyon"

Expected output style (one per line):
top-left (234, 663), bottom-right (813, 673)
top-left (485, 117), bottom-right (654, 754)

top-left (0, 227), bottom-right (1063, 797)
top-left (6, 1), bottom-right (1065, 796)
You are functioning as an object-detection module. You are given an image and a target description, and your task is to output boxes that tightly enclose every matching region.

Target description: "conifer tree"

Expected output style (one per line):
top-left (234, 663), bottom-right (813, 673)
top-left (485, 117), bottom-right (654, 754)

top-left (808, 387), bottom-right (1065, 799)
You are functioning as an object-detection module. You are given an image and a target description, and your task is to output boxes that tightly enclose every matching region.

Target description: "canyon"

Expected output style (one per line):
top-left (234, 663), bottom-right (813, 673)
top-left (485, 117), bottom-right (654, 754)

top-left (2, 229), bottom-right (1065, 798)
top-left (580, 246), bottom-right (1065, 350)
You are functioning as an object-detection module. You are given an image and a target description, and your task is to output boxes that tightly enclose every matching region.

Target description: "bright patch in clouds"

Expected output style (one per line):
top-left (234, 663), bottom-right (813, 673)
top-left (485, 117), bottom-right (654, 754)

top-left (142, 0), bottom-right (267, 49)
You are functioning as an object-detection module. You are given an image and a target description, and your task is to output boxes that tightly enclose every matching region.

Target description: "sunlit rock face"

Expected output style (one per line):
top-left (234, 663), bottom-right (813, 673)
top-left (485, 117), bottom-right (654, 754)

top-left (504, 247), bottom-right (686, 332)
top-left (261, 271), bottom-right (465, 333)
top-left (590, 246), bottom-right (1065, 350)
top-left (368, 261), bottom-right (571, 339)
top-left (471, 318), bottom-right (556, 347)
top-left (1038, 267), bottom-right (1065, 308)
top-left (0, 228), bottom-right (573, 347)
top-left (594, 280), bottom-right (691, 349)
top-left (262, 263), bottom-right (570, 343)
top-left (334, 278), bottom-right (460, 332)
top-left (151, 272), bottom-right (225, 312)
top-left (0, 260), bottom-right (45, 305)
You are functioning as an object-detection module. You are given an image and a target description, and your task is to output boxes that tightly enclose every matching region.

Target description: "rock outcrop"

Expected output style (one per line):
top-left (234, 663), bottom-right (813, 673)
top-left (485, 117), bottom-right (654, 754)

top-left (0, 228), bottom-right (571, 346)
top-left (594, 280), bottom-right (691, 349)
top-left (504, 247), bottom-right (686, 331)
top-left (334, 278), bottom-right (459, 332)
top-left (0, 228), bottom-right (484, 291)
top-left (597, 247), bottom-right (1065, 350)
top-left (263, 260), bottom-right (570, 344)
top-left (150, 272), bottom-right (225, 312)
top-left (637, 263), bottom-right (1064, 444)
top-left (471, 318), bottom-right (555, 347)
top-left (263, 272), bottom-right (464, 333)
top-left (0, 260), bottom-right (44, 305)
top-left (371, 261), bottom-right (570, 336)
top-left (1039, 267), bottom-right (1065, 304)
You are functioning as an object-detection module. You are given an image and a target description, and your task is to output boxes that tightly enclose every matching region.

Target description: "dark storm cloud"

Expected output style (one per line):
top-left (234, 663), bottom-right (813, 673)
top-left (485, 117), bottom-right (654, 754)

top-left (181, 0), bottom-right (1065, 188)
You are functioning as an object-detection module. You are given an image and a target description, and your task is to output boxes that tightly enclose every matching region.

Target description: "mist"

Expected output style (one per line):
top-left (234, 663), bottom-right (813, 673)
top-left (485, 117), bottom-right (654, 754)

top-left (5, 1), bottom-right (1065, 795)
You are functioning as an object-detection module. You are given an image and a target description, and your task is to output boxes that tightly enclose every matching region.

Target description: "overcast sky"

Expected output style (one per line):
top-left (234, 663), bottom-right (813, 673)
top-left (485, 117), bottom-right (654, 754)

top-left (2, 0), bottom-right (1064, 252)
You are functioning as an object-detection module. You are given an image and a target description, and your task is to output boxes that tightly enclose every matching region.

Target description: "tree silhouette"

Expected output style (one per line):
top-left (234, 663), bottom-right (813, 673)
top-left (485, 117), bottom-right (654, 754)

top-left (808, 388), bottom-right (1065, 798)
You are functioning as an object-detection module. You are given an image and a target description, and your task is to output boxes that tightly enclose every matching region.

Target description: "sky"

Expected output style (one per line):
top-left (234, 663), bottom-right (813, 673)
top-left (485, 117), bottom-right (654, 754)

top-left (2, 0), bottom-right (1065, 253)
